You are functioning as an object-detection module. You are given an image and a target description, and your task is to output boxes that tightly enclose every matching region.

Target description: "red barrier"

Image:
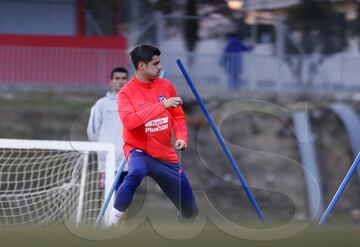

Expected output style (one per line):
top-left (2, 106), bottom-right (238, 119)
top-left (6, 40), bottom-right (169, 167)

top-left (0, 35), bottom-right (128, 85)
top-left (0, 34), bottom-right (127, 48)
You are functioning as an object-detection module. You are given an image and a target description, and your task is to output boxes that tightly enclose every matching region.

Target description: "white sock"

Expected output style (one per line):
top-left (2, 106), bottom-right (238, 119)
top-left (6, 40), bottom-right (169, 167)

top-left (107, 208), bottom-right (124, 226)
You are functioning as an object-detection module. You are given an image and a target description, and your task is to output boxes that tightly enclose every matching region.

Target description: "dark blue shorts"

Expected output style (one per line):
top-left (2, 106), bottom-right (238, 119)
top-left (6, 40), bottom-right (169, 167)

top-left (114, 149), bottom-right (198, 219)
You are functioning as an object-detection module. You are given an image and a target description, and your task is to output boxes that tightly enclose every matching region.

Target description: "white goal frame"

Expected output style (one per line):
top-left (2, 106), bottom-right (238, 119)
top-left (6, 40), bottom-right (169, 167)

top-left (0, 138), bottom-right (116, 225)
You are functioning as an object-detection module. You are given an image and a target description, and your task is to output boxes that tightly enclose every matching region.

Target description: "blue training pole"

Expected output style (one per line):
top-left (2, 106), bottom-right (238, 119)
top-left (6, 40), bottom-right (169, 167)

top-left (95, 158), bottom-right (126, 225)
top-left (319, 152), bottom-right (360, 225)
top-left (95, 71), bottom-right (168, 226)
top-left (176, 59), bottom-right (266, 223)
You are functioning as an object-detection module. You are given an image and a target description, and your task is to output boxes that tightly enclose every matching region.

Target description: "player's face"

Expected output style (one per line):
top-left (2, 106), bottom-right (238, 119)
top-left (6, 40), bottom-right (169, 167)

top-left (110, 72), bottom-right (128, 93)
top-left (143, 55), bottom-right (162, 80)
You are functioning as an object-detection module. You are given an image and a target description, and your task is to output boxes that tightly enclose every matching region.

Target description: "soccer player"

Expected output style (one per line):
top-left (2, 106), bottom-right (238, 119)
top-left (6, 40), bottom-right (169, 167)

top-left (87, 67), bottom-right (129, 190)
top-left (107, 44), bottom-right (198, 225)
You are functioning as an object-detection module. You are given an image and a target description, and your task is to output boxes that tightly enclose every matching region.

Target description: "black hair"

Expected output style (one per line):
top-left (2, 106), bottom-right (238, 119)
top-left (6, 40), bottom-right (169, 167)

top-left (130, 44), bottom-right (161, 69)
top-left (110, 67), bottom-right (128, 80)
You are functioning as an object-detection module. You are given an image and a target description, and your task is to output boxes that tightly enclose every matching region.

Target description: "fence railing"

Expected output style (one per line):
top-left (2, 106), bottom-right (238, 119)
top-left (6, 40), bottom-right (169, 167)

top-left (1, 45), bottom-right (360, 94)
top-left (164, 52), bottom-right (360, 94)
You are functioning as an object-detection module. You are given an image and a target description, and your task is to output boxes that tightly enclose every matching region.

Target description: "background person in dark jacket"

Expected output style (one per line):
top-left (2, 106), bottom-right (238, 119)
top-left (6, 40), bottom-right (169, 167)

top-left (221, 36), bottom-right (253, 89)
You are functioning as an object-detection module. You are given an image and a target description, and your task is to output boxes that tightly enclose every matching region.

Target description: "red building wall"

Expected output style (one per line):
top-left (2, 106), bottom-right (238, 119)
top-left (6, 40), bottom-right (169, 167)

top-left (0, 34), bottom-right (128, 86)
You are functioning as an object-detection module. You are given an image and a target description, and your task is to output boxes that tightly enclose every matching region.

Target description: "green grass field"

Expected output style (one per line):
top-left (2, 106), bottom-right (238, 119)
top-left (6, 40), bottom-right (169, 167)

top-left (1, 221), bottom-right (360, 247)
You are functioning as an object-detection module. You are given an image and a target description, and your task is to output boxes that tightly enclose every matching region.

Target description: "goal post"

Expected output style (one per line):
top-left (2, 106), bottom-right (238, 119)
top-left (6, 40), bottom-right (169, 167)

top-left (0, 138), bottom-right (116, 225)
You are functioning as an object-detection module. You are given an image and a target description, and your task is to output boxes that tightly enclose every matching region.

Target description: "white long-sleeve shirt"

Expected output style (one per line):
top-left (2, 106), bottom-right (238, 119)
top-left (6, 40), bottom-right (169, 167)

top-left (87, 92), bottom-right (126, 171)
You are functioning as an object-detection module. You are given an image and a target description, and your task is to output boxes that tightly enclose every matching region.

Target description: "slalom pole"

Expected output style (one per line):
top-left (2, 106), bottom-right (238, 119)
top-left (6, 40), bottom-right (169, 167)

top-left (95, 158), bottom-right (126, 226)
top-left (319, 152), bottom-right (360, 225)
top-left (176, 59), bottom-right (266, 224)
top-left (95, 71), bottom-right (168, 226)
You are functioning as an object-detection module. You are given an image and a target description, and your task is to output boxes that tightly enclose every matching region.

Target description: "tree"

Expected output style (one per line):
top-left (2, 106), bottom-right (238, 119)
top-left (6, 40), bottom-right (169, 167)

top-left (285, 0), bottom-right (348, 86)
top-left (148, 0), bottom-right (244, 41)
top-left (184, 0), bottom-right (199, 51)
top-left (348, 2), bottom-right (360, 50)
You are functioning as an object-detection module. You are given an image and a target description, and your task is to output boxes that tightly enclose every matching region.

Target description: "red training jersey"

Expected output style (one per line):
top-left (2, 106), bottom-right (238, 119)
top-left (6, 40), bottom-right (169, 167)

top-left (118, 76), bottom-right (188, 163)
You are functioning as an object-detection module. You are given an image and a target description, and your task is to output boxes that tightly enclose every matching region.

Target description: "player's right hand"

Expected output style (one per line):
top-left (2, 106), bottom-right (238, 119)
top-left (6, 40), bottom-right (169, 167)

top-left (163, 97), bottom-right (183, 108)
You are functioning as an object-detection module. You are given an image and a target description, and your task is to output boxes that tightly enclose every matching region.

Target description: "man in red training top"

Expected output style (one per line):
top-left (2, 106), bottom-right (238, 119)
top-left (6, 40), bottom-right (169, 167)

top-left (107, 44), bottom-right (198, 225)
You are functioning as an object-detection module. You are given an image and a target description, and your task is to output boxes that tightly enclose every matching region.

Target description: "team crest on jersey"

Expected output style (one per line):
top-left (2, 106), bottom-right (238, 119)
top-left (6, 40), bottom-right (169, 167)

top-left (158, 95), bottom-right (167, 102)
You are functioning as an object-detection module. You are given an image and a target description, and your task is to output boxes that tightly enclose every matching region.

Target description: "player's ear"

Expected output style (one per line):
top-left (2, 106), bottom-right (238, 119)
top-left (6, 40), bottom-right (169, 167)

top-left (138, 62), bottom-right (145, 70)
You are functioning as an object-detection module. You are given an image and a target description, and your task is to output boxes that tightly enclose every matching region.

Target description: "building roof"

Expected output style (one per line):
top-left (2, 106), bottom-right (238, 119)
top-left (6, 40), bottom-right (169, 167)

top-left (244, 0), bottom-right (299, 11)
top-left (243, 0), bottom-right (351, 11)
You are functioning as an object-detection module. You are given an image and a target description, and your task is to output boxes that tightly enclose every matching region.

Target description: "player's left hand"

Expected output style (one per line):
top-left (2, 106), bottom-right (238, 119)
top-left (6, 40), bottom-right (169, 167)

top-left (174, 139), bottom-right (187, 151)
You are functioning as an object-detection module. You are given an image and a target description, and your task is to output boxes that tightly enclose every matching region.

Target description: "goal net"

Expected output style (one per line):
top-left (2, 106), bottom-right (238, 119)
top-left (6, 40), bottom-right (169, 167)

top-left (0, 139), bottom-right (116, 225)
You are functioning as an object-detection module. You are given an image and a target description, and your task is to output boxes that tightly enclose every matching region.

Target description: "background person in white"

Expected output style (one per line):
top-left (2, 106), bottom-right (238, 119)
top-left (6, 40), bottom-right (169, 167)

top-left (87, 67), bottom-right (129, 189)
